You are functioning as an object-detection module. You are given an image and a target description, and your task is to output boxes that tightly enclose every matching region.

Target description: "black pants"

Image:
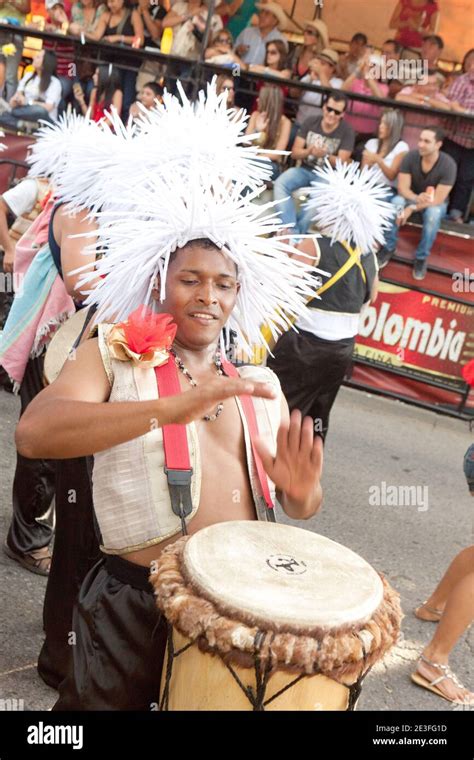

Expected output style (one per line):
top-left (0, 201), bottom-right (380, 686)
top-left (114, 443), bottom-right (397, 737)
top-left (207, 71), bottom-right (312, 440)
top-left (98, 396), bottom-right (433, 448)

top-left (53, 555), bottom-right (168, 711)
top-left (6, 354), bottom-right (56, 554)
top-left (267, 329), bottom-right (355, 440)
top-left (38, 456), bottom-right (101, 690)
top-left (443, 138), bottom-right (474, 217)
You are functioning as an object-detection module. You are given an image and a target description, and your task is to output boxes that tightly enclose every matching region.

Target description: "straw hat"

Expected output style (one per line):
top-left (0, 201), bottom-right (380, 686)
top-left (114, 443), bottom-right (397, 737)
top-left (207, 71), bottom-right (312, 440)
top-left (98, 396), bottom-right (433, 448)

top-left (303, 19), bottom-right (329, 49)
top-left (256, 2), bottom-right (288, 31)
top-left (316, 48), bottom-right (339, 67)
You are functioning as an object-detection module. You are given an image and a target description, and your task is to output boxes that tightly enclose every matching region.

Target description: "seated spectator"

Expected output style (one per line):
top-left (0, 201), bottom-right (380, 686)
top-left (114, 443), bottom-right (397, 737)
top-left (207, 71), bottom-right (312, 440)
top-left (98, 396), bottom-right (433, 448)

top-left (442, 48), bottom-right (474, 223)
top-left (295, 48), bottom-right (342, 125)
top-left (85, 0), bottom-right (144, 46)
top-left (205, 29), bottom-right (243, 67)
top-left (377, 126), bottom-right (456, 280)
top-left (73, 64), bottom-right (123, 123)
top-left (84, 0), bottom-right (144, 120)
top-left (44, 0), bottom-right (76, 111)
top-left (336, 32), bottom-right (367, 80)
top-left (288, 19), bottom-right (329, 80)
top-left (420, 33), bottom-right (444, 76)
top-left (248, 39), bottom-right (291, 79)
top-left (380, 38), bottom-right (404, 98)
top-left (135, 0), bottom-right (165, 48)
top-left (163, 1), bottom-right (222, 60)
top-left (246, 84), bottom-right (291, 180)
top-left (389, 0), bottom-right (439, 50)
top-left (129, 80), bottom-right (163, 119)
top-left (395, 72), bottom-right (452, 148)
top-left (0, 0), bottom-right (30, 100)
top-left (0, 50), bottom-right (61, 130)
top-left (361, 108), bottom-right (409, 192)
top-left (273, 91), bottom-right (355, 234)
top-left (342, 50), bottom-right (389, 157)
top-left (215, 72), bottom-right (236, 107)
top-left (68, 0), bottom-right (107, 36)
top-left (234, 2), bottom-right (288, 66)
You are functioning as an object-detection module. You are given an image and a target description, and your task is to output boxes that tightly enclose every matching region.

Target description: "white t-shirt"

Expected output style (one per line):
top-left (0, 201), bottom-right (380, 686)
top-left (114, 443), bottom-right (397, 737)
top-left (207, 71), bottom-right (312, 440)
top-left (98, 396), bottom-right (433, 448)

top-left (364, 138), bottom-right (409, 187)
top-left (296, 75), bottom-right (343, 124)
top-left (2, 178), bottom-right (38, 218)
top-left (16, 73), bottom-right (62, 121)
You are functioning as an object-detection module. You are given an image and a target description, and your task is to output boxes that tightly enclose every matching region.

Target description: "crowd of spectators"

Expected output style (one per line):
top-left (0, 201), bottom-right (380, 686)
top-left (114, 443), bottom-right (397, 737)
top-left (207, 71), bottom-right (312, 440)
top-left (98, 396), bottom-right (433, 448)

top-left (0, 1), bottom-right (471, 226)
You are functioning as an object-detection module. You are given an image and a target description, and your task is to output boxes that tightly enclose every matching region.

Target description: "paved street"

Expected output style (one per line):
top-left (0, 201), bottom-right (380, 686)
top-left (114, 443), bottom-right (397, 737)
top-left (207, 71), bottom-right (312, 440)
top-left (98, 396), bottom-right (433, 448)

top-left (0, 384), bottom-right (472, 712)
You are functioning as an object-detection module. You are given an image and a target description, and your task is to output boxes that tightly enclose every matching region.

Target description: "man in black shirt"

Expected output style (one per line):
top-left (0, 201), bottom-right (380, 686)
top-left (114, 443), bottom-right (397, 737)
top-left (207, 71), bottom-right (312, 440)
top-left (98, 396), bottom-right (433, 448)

top-left (273, 91), bottom-right (355, 234)
top-left (378, 126), bottom-right (457, 280)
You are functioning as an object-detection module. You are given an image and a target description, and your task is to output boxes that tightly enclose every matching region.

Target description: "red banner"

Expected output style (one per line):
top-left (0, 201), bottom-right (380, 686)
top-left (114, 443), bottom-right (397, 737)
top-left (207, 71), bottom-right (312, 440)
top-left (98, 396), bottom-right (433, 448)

top-left (355, 283), bottom-right (474, 390)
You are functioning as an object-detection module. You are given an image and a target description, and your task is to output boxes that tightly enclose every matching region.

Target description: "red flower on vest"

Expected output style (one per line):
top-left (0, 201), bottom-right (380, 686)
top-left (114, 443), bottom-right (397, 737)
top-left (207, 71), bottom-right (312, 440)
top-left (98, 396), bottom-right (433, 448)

top-left (107, 307), bottom-right (177, 368)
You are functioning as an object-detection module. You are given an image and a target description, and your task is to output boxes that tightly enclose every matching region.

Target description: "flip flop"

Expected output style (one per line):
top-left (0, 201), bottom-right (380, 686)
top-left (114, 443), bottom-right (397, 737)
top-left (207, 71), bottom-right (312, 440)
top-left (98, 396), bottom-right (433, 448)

top-left (411, 655), bottom-right (474, 705)
top-left (414, 601), bottom-right (443, 622)
top-left (3, 541), bottom-right (51, 576)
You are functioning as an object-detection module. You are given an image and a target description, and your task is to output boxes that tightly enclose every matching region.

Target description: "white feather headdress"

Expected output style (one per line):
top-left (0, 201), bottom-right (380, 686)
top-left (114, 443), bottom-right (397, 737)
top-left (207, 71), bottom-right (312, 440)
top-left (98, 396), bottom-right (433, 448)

top-left (27, 81), bottom-right (273, 215)
top-left (70, 80), bottom-right (323, 354)
top-left (303, 160), bottom-right (396, 252)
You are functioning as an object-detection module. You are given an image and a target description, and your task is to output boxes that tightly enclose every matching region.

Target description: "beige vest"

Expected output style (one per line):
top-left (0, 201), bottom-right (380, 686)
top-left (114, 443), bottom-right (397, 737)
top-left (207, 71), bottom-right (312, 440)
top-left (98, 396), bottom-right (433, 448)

top-left (94, 325), bottom-right (282, 555)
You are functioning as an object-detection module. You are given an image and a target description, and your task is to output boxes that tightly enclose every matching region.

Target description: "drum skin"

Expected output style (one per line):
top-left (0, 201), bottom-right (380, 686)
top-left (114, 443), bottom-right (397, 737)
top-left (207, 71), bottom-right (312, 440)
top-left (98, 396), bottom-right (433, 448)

top-left (152, 522), bottom-right (402, 712)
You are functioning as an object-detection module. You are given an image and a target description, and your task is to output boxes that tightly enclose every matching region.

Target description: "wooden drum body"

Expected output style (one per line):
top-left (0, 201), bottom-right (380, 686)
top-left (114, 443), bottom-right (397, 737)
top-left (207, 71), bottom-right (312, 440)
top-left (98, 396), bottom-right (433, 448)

top-left (151, 522), bottom-right (402, 711)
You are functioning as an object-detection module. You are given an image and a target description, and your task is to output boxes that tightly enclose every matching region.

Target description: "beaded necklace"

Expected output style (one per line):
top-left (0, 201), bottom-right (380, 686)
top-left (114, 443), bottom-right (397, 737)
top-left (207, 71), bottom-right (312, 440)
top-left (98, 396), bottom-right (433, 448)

top-left (170, 348), bottom-right (224, 422)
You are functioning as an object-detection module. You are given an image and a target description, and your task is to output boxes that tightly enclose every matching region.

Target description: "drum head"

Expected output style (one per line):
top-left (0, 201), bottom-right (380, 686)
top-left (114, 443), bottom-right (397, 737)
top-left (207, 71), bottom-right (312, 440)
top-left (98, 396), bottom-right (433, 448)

top-left (43, 309), bottom-right (88, 384)
top-left (183, 522), bottom-right (383, 631)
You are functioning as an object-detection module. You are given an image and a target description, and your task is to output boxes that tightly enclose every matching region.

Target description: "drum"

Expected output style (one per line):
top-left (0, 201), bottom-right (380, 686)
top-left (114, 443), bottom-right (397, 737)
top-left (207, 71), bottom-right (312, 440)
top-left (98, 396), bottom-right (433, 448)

top-left (151, 521), bottom-right (402, 711)
top-left (43, 309), bottom-right (89, 385)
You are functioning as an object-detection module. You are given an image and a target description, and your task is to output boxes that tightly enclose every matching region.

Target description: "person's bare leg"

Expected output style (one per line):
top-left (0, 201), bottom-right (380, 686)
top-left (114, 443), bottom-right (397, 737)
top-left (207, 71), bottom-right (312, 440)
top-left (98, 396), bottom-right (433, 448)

top-left (415, 546), bottom-right (474, 621)
top-left (415, 571), bottom-right (474, 702)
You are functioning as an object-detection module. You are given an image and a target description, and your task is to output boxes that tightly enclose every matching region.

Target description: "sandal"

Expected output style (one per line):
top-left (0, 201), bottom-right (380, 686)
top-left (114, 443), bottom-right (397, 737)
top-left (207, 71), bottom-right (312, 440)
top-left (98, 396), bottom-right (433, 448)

top-left (414, 601), bottom-right (443, 622)
top-left (3, 541), bottom-right (51, 576)
top-left (411, 655), bottom-right (474, 705)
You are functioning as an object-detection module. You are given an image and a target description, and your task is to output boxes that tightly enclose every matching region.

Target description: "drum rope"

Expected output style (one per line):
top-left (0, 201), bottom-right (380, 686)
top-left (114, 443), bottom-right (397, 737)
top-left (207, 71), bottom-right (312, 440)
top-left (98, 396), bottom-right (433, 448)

top-left (159, 625), bottom-right (175, 711)
top-left (159, 623), bottom-right (200, 711)
top-left (263, 674), bottom-right (306, 707)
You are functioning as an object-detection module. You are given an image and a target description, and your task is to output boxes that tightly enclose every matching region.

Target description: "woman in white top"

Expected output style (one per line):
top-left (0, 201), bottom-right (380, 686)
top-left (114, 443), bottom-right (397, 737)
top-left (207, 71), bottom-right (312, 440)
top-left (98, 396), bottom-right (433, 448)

top-left (0, 50), bottom-right (62, 130)
top-left (361, 109), bottom-right (409, 191)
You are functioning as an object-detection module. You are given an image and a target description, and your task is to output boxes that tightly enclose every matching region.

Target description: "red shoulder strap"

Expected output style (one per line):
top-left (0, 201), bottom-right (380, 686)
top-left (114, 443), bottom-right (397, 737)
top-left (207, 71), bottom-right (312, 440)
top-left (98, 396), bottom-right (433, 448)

top-left (155, 358), bottom-right (191, 471)
top-left (221, 359), bottom-right (275, 512)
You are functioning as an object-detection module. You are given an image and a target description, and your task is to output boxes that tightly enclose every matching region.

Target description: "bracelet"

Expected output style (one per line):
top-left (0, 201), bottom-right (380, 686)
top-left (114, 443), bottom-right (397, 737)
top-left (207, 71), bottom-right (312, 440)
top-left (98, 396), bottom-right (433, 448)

top-left (121, 34), bottom-right (125, 43)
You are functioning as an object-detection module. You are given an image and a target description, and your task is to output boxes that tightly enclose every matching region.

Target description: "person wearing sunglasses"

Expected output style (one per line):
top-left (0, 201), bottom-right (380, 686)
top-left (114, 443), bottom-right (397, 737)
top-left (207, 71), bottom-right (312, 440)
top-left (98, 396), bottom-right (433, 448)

top-left (273, 91), bottom-right (355, 234)
top-left (205, 29), bottom-right (244, 67)
top-left (248, 39), bottom-right (291, 79)
top-left (288, 18), bottom-right (328, 80)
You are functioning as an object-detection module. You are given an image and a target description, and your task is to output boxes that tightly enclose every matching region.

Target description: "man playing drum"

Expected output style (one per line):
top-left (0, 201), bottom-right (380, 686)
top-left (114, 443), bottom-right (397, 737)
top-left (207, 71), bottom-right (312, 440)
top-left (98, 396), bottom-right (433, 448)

top-left (15, 81), bottom-right (325, 710)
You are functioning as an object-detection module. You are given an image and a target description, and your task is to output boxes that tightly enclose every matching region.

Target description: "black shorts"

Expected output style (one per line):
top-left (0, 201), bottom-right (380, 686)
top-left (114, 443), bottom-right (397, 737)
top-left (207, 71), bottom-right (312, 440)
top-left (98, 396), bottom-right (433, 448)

top-left (53, 554), bottom-right (168, 711)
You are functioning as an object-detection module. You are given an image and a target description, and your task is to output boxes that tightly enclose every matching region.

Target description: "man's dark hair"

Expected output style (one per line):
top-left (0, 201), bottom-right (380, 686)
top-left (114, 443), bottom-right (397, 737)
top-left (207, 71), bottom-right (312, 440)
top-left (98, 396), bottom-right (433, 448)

top-left (423, 34), bottom-right (444, 49)
top-left (324, 90), bottom-right (349, 111)
top-left (170, 239), bottom-right (238, 274)
top-left (383, 39), bottom-right (402, 54)
top-left (144, 81), bottom-right (164, 98)
top-left (423, 125), bottom-right (445, 143)
top-left (351, 33), bottom-right (368, 45)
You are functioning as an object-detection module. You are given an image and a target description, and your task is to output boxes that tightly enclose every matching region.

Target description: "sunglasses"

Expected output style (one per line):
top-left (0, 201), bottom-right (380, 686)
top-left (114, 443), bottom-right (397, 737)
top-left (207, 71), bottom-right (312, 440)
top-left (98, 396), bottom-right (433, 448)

top-left (216, 37), bottom-right (231, 43)
top-left (325, 105), bottom-right (344, 115)
top-left (304, 28), bottom-right (318, 35)
top-left (267, 49), bottom-right (279, 55)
